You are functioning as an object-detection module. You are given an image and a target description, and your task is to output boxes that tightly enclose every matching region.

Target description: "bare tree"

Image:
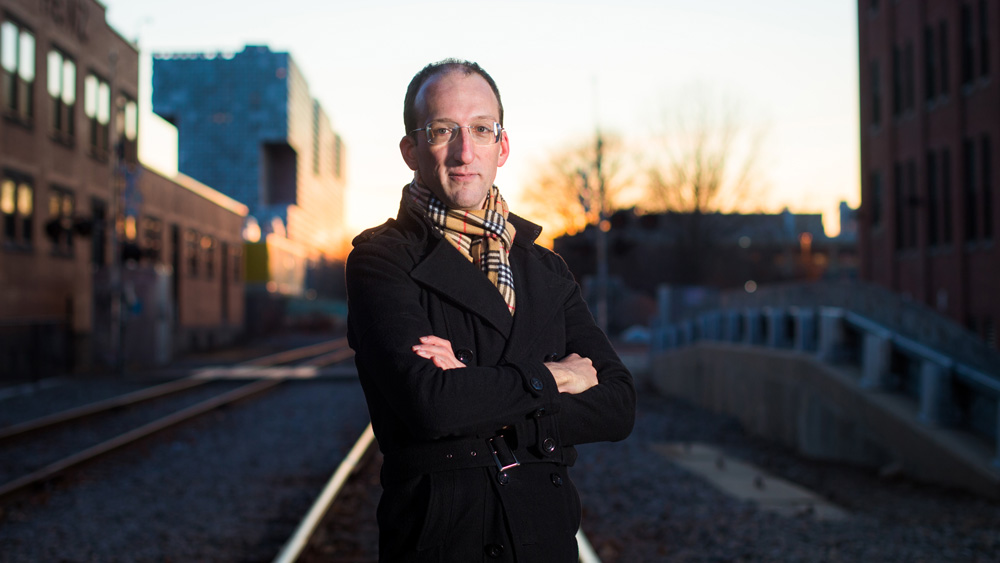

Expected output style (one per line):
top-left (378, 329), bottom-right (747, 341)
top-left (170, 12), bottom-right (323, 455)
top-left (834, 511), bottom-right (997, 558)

top-left (646, 85), bottom-right (768, 214)
top-left (519, 132), bottom-right (635, 242)
top-left (643, 86), bottom-right (770, 285)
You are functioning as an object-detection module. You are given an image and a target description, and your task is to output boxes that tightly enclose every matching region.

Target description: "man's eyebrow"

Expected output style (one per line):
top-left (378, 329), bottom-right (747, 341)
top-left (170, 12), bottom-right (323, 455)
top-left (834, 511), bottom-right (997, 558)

top-left (427, 115), bottom-right (498, 123)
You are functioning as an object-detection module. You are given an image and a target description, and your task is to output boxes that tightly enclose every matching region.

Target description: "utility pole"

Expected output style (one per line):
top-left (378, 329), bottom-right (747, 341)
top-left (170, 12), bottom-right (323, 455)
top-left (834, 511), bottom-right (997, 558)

top-left (594, 131), bottom-right (609, 334)
top-left (108, 48), bottom-right (125, 375)
top-left (575, 77), bottom-right (611, 333)
top-left (577, 131), bottom-right (609, 334)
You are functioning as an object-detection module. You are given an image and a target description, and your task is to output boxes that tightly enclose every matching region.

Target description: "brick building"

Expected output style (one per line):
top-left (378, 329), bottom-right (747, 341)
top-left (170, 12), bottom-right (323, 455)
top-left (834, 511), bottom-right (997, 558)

top-left (151, 46), bottom-right (348, 300)
top-left (0, 0), bottom-right (247, 377)
top-left (858, 0), bottom-right (999, 347)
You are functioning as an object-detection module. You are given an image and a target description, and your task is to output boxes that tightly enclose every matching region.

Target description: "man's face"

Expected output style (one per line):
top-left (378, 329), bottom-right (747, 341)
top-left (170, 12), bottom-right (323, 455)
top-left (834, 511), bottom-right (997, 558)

top-left (400, 70), bottom-right (510, 210)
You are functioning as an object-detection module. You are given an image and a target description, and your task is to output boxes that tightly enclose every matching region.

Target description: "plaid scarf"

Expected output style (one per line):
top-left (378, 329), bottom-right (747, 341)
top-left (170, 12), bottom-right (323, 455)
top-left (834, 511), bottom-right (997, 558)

top-left (407, 181), bottom-right (517, 315)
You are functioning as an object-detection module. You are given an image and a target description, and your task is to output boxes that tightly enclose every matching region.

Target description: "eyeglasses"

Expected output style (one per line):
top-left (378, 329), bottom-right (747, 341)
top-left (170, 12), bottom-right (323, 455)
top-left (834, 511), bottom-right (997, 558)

top-left (410, 120), bottom-right (503, 145)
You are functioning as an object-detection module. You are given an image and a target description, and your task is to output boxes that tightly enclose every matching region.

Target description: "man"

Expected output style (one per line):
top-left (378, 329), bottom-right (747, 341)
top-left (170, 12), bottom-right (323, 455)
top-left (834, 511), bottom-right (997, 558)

top-left (346, 58), bottom-right (635, 562)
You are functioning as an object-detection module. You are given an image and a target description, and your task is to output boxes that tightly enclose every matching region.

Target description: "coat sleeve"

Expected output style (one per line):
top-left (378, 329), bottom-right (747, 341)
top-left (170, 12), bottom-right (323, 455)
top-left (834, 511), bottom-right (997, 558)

top-left (347, 240), bottom-right (560, 442)
top-left (545, 253), bottom-right (636, 447)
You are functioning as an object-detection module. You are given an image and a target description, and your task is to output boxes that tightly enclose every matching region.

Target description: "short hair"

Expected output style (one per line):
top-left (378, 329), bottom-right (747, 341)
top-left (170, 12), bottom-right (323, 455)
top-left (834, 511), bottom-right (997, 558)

top-left (403, 58), bottom-right (504, 135)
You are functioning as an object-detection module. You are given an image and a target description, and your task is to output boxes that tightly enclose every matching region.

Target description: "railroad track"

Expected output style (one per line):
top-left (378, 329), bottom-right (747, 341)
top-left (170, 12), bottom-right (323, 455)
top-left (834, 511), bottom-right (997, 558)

top-left (274, 426), bottom-right (602, 563)
top-left (0, 336), bottom-right (354, 500)
top-left (1, 337), bottom-right (603, 562)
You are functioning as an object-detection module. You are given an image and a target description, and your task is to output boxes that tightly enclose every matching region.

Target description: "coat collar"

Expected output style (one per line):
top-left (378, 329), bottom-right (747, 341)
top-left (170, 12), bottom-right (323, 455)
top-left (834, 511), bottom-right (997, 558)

top-left (400, 194), bottom-right (575, 346)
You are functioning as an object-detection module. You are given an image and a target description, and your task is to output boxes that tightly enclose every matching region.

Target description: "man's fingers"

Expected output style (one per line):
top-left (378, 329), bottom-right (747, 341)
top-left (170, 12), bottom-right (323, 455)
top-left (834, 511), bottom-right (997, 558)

top-left (412, 334), bottom-right (465, 370)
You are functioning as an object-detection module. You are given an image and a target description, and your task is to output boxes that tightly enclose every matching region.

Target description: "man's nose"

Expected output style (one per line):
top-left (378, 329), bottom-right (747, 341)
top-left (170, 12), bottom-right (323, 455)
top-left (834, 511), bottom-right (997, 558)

top-left (450, 127), bottom-right (475, 163)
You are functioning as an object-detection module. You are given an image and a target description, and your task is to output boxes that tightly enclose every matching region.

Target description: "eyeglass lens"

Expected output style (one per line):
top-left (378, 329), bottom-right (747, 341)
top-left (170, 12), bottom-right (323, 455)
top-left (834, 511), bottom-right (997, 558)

top-left (426, 121), bottom-right (499, 145)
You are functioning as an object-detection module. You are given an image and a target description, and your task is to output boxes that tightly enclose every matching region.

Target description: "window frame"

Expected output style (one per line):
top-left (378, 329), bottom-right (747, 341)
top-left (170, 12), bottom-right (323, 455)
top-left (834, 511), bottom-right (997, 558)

top-left (47, 46), bottom-right (76, 143)
top-left (84, 70), bottom-right (111, 160)
top-left (47, 185), bottom-right (75, 257)
top-left (1, 169), bottom-right (35, 250)
top-left (1, 18), bottom-right (36, 124)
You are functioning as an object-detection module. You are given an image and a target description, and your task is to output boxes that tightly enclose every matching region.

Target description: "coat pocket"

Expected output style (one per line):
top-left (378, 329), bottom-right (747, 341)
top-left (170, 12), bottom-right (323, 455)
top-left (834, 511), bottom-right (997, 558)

top-left (416, 471), bottom-right (456, 551)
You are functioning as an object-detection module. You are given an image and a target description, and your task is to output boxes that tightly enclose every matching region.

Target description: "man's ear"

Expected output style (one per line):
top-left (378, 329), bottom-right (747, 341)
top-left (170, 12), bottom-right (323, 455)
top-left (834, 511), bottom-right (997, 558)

top-left (496, 129), bottom-right (510, 167)
top-left (400, 135), bottom-right (419, 171)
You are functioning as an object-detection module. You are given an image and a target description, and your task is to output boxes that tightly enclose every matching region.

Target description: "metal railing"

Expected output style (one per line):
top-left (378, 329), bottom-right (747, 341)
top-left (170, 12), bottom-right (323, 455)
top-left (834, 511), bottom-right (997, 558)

top-left (652, 305), bottom-right (1000, 467)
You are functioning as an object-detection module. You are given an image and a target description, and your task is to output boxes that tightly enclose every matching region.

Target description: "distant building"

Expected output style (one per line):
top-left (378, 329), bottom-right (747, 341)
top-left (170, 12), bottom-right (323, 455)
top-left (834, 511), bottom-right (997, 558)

top-left (0, 0), bottom-right (247, 378)
top-left (554, 206), bottom-right (857, 307)
top-left (858, 0), bottom-right (999, 347)
top-left (151, 45), bottom-right (347, 300)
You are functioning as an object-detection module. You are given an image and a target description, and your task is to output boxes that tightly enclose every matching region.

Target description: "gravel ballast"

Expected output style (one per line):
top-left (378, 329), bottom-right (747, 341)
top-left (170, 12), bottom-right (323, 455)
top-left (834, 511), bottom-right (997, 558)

top-left (0, 377), bottom-right (370, 562)
top-left (4, 374), bottom-right (997, 562)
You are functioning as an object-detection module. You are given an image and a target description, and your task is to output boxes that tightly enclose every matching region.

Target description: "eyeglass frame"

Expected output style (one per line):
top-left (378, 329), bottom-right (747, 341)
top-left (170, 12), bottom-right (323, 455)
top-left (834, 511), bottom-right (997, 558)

top-left (409, 121), bottom-right (504, 146)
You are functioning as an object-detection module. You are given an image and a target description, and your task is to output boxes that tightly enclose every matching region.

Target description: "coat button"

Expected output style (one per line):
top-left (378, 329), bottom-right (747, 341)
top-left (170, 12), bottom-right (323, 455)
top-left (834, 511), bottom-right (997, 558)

top-left (544, 352), bottom-right (559, 362)
top-left (455, 348), bottom-right (474, 365)
top-left (542, 438), bottom-right (556, 454)
top-left (485, 543), bottom-right (505, 558)
top-left (533, 407), bottom-right (546, 418)
top-left (497, 471), bottom-right (510, 485)
top-left (530, 377), bottom-right (544, 391)
top-left (551, 473), bottom-right (563, 486)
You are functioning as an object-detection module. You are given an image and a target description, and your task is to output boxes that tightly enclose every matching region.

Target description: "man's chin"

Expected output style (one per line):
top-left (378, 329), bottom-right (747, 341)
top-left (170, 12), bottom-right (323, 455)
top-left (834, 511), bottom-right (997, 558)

top-left (445, 188), bottom-right (490, 210)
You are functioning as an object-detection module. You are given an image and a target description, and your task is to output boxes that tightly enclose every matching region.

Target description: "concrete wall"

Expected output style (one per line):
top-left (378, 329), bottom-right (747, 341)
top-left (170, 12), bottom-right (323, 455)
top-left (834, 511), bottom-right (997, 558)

top-left (649, 342), bottom-right (1000, 498)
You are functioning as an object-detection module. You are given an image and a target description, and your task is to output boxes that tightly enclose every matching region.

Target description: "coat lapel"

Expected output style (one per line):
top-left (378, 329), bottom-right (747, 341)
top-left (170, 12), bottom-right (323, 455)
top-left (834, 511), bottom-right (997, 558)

top-left (501, 244), bottom-right (577, 362)
top-left (411, 238), bottom-right (515, 335)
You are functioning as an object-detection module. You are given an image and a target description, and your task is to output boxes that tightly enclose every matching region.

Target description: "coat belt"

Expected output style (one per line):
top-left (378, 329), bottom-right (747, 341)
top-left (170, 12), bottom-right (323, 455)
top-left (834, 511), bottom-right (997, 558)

top-left (381, 434), bottom-right (567, 485)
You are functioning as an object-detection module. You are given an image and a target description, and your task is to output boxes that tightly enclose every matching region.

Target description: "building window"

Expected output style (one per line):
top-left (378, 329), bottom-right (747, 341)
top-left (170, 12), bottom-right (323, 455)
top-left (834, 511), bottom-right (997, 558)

top-left (47, 187), bottom-right (74, 256)
top-left (903, 41), bottom-right (915, 112)
top-left (906, 160), bottom-right (917, 247)
top-left (47, 48), bottom-right (76, 142)
top-left (84, 72), bottom-right (110, 159)
top-left (927, 152), bottom-right (939, 246)
top-left (202, 235), bottom-right (215, 279)
top-left (185, 229), bottom-right (199, 277)
top-left (979, 0), bottom-right (990, 78)
top-left (312, 101), bottom-right (321, 175)
top-left (232, 245), bottom-right (243, 282)
top-left (116, 94), bottom-right (138, 162)
top-left (942, 149), bottom-right (953, 244)
top-left (894, 162), bottom-right (905, 249)
top-left (90, 198), bottom-right (107, 267)
top-left (334, 134), bottom-right (344, 179)
top-left (963, 138), bottom-right (977, 241)
top-left (981, 136), bottom-right (992, 240)
top-left (925, 26), bottom-right (938, 101)
top-left (892, 46), bottom-right (902, 116)
top-left (939, 21), bottom-right (950, 96)
top-left (142, 216), bottom-right (163, 262)
top-left (870, 170), bottom-right (884, 228)
top-left (1, 19), bottom-right (35, 122)
top-left (962, 4), bottom-right (975, 86)
top-left (1, 172), bottom-right (34, 248)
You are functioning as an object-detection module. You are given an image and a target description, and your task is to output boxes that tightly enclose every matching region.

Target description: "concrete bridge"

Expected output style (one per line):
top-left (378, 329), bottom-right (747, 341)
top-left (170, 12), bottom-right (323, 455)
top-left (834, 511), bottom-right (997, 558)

top-left (642, 281), bottom-right (1000, 498)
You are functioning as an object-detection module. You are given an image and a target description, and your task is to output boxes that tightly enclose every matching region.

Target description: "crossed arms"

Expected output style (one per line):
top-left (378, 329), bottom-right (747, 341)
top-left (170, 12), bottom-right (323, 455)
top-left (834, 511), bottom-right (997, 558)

top-left (412, 335), bottom-right (599, 395)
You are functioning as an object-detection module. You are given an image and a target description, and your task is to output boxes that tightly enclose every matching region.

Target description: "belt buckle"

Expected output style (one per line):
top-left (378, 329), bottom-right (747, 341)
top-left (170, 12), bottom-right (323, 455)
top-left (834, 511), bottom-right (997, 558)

top-left (488, 435), bottom-right (520, 477)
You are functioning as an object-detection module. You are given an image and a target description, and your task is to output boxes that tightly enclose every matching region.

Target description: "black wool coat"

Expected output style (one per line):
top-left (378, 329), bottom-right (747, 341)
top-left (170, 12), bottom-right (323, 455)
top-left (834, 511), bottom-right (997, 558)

top-left (346, 196), bottom-right (636, 563)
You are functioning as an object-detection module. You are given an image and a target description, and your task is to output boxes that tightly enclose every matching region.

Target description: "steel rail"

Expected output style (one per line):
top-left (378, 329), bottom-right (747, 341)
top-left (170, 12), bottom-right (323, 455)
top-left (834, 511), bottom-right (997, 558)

top-left (0, 378), bottom-right (281, 499)
top-left (301, 347), bottom-right (355, 368)
top-left (271, 421), bottom-right (604, 563)
top-left (272, 423), bottom-right (376, 563)
top-left (577, 529), bottom-right (603, 563)
top-left (0, 337), bottom-right (349, 442)
top-left (240, 337), bottom-right (349, 367)
top-left (0, 376), bottom-right (209, 442)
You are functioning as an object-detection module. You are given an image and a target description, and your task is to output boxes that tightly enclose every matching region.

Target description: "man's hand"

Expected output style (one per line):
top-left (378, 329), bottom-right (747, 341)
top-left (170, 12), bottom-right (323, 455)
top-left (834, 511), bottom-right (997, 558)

top-left (412, 335), bottom-right (465, 370)
top-left (545, 353), bottom-right (598, 394)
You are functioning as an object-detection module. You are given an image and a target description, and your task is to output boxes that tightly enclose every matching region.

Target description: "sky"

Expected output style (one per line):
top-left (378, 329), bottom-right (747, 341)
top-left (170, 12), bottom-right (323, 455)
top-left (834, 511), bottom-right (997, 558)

top-left (100, 0), bottom-right (860, 239)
